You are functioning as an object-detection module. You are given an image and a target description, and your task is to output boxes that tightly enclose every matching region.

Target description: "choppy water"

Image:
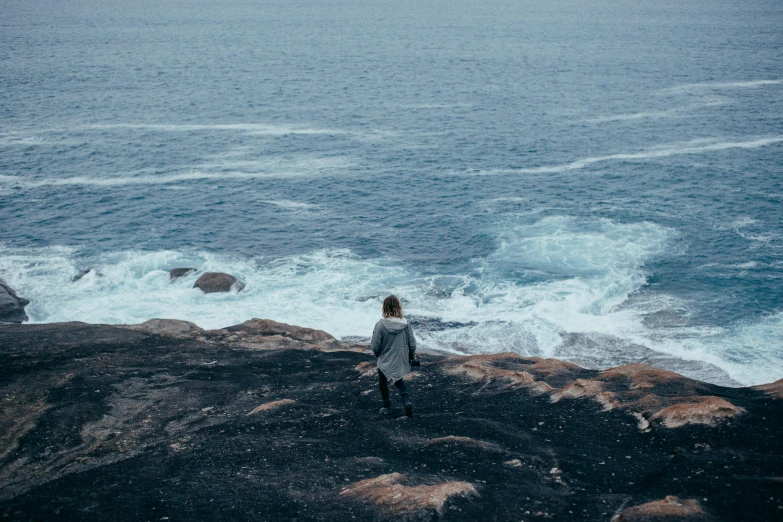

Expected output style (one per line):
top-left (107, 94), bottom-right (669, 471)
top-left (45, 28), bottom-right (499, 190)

top-left (2, 0), bottom-right (782, 386)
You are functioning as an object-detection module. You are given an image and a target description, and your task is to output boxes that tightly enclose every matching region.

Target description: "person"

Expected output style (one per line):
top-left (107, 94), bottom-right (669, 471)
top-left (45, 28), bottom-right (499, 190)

top-left (370, 295), bottom-right (417, 417)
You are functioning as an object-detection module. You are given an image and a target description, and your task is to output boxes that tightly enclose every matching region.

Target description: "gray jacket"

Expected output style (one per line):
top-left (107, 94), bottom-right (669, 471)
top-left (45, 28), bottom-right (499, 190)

top-left (370, 317), bottom-right (417, 384)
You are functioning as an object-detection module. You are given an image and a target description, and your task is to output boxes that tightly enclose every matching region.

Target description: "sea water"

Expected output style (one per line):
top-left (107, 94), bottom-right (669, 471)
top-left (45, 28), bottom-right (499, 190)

top-left (1, 0), bottom-right (782, 386)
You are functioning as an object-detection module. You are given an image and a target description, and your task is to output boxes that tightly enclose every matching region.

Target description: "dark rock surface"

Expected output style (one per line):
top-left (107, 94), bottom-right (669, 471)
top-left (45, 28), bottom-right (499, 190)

top-left (193, 272), bottom-right (244, 293)
top-left (0, 280), bottom-right (29, 323)
top-left (169, 268), bottom-right (197, 281)
top-left (0, 321), bottom-right (781, 521)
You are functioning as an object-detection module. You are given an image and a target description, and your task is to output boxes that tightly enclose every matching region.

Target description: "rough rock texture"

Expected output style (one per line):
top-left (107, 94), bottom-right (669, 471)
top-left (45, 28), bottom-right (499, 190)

top-left (193, 272), bottom-right (244, 293)
top-left (614, 495), bottom-right (704, 521)
top-left (0, 322), bottom-right (781, 521)
top-left (0, 280), bottom-right (29, 323)
top-left (169, 267), bottom-right (197, 280)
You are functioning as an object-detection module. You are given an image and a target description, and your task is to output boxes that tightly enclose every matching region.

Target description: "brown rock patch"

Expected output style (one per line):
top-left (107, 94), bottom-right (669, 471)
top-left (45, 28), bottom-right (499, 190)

top-left (247, 399), bottom-right (296, 415)
top-left (422, 436), bottom-right (503, 453)
top-left (752, 378), bottom-right (783, 399)
top-left (599, 364), bottom-right (686, 390)
top-left (227, 318), bottom-right (333, 342)
top-left (127, 319), bottom-right (204, 337)
top-left (550, 379), bottom-right (617, 411)
top-left (650, 397), bottom-right (744, 428)
top-left (340, 473), bottom-right (477, 515)
top-left (615, 496), bottom-right (703, 521)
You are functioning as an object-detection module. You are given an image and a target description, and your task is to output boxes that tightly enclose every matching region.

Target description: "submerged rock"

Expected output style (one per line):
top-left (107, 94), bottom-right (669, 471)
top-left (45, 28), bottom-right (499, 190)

top-left (193, 272), bottom-right (244, 293)
top-left (169, 267), bottom-right (197, 281)
top-left (0, 280), bottom-right (29, 323)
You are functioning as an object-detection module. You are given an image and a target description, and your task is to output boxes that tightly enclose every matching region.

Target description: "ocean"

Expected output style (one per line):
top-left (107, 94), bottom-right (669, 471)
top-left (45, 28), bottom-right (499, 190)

top-left (1, 0), bottom-right (782, 387)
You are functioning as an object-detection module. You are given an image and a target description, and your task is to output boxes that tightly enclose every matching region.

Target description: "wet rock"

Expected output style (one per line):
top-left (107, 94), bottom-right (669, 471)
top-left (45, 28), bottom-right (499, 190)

top-left (615, 496), bottom-right (704, 521)
top-left (0, 280), bottom-right (29, 323)
top-left (340, 473), bottom-right (477, 516)
top-left (193, 272), bottom-right (244, 293)
top-left (226, 318), bottom-right (333, 342)
top-left (71, 267), bottom-right (100, 282)
top-left (169, 268), bottom-right (196, 281)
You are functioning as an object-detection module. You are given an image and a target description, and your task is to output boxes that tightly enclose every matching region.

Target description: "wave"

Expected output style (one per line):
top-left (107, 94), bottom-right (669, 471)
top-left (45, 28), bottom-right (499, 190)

top-left (479, 136), bottom-right (783, 175)
top-left (2, 216), bottom-right (781, 387)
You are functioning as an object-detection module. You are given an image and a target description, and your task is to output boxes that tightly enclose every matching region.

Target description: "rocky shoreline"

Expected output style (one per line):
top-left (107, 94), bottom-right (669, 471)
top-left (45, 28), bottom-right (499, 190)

top-left (1, 318), bottom-right (781, 521)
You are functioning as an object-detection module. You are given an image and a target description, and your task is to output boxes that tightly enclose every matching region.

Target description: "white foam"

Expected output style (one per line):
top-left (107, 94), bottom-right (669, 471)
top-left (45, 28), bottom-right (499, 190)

top-left (86, 123), bottom-right (345, 135)
top-left (479, 136), bottom-right (783, 175)
top-left (585, 108), bottom-right (682, 123)
top-left (661, 79), bottom-right (781, 94)
top-left (2, 216), bottom-right (780, 386)
top-left (0, 157), bottom-right (351, 188)
top-left (0, 171), bottom-right (309, 188)
top-left (585, 98), bottom-right (728, 123)
top-left (258, 200), bottom-right (317, 209)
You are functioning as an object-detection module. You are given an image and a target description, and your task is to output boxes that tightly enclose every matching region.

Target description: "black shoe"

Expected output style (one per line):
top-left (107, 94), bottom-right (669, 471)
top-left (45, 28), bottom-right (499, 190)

top-left (404, 399), bottom-right (413, 417)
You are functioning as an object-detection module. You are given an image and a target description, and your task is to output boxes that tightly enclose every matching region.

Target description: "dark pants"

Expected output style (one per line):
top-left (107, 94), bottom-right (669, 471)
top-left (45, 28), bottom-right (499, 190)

top-left (378, 369), bottom-right (408, 407)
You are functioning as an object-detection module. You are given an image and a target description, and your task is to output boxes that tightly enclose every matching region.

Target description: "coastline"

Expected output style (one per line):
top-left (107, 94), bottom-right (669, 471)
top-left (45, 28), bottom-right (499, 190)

top-left (1, 318), bottom-right (781, 520)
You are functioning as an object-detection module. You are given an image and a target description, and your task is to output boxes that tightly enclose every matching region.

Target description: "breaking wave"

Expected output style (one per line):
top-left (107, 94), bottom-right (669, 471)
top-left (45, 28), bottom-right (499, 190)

top-left (2, 216), bottom-right (781, 387)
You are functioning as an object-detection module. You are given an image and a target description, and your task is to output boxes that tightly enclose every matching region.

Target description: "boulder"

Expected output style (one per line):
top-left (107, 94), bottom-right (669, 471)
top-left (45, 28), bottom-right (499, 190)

top-left (169, 268), bottom-right (196, 281)
top-left (193, 272), bottom-right (244, 293)
top-left (128, 319), bottom-right (204, 337)
top-left (226, 318), bottom-right (334, 342)
top-left (0, 280), bottom-right (29, 323)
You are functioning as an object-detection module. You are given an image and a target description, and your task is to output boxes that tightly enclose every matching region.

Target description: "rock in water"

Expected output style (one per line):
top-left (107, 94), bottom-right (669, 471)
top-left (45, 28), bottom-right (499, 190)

top-left (193, 272), bottom-right (244, 293)
top-left (72, 267), bottom-right (99, 282)
top-left (0, 280), bottom-right (29, 323)
top-left (169, 268), bottom-right (197, 281)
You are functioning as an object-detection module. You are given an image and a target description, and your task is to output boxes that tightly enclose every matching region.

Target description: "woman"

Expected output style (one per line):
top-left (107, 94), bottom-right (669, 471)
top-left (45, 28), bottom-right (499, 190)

top-left (370, 295), bottom-right (417, 417)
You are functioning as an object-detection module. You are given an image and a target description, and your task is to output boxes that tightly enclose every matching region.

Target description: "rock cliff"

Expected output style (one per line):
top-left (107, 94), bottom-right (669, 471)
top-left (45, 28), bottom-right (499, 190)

top-left (0, 320), bottom-right (780, 521)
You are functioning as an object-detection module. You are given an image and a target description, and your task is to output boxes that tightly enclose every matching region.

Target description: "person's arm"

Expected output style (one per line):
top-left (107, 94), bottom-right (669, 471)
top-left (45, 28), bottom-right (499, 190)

top-left (407, 323), bottom-right (417, 360)
top-left (370, 322), bottom-right (383, 357)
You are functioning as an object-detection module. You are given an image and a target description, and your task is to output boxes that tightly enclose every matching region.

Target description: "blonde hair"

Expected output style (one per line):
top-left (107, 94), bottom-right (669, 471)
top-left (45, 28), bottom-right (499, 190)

top-left (382, 295), bottom-right (403, 319)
